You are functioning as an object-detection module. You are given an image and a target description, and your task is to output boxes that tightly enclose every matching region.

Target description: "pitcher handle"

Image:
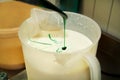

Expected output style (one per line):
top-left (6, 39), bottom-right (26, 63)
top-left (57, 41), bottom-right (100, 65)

top-left (83, 55), bottom-right (101, 80)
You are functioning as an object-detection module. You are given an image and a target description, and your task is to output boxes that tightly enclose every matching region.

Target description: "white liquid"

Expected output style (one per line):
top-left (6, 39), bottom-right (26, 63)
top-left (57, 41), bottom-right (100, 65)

top-left (24, 29), bottom-right (93, 80)
top-left (28, 30), bottom-right (92, 53)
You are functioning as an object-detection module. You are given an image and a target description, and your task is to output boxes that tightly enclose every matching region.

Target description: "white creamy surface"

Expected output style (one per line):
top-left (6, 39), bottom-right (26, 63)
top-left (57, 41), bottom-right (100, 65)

top-left (27, 30), bottom-right (92, 53)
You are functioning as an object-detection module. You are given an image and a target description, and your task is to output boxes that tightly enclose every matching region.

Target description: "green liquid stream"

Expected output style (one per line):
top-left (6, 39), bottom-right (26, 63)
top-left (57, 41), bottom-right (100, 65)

top-left (62, 17), bottom-right (67, 50)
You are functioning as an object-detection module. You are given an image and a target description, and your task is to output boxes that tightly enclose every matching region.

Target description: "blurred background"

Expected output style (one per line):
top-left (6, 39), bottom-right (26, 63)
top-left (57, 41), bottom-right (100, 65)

top-left (0, 0), bottom-right (120, 80)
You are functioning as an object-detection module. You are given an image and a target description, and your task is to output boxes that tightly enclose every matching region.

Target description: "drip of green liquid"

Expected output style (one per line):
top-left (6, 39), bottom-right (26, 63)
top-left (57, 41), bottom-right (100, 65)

top-left (48, 34), bottom-right (58, 43)
top-left (62, 17), bottom-right (67, 50)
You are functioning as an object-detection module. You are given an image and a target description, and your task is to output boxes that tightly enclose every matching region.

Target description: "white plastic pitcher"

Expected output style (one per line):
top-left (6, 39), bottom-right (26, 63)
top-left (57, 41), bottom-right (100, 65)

top-left (18, 8), bottom-right (101, 80)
